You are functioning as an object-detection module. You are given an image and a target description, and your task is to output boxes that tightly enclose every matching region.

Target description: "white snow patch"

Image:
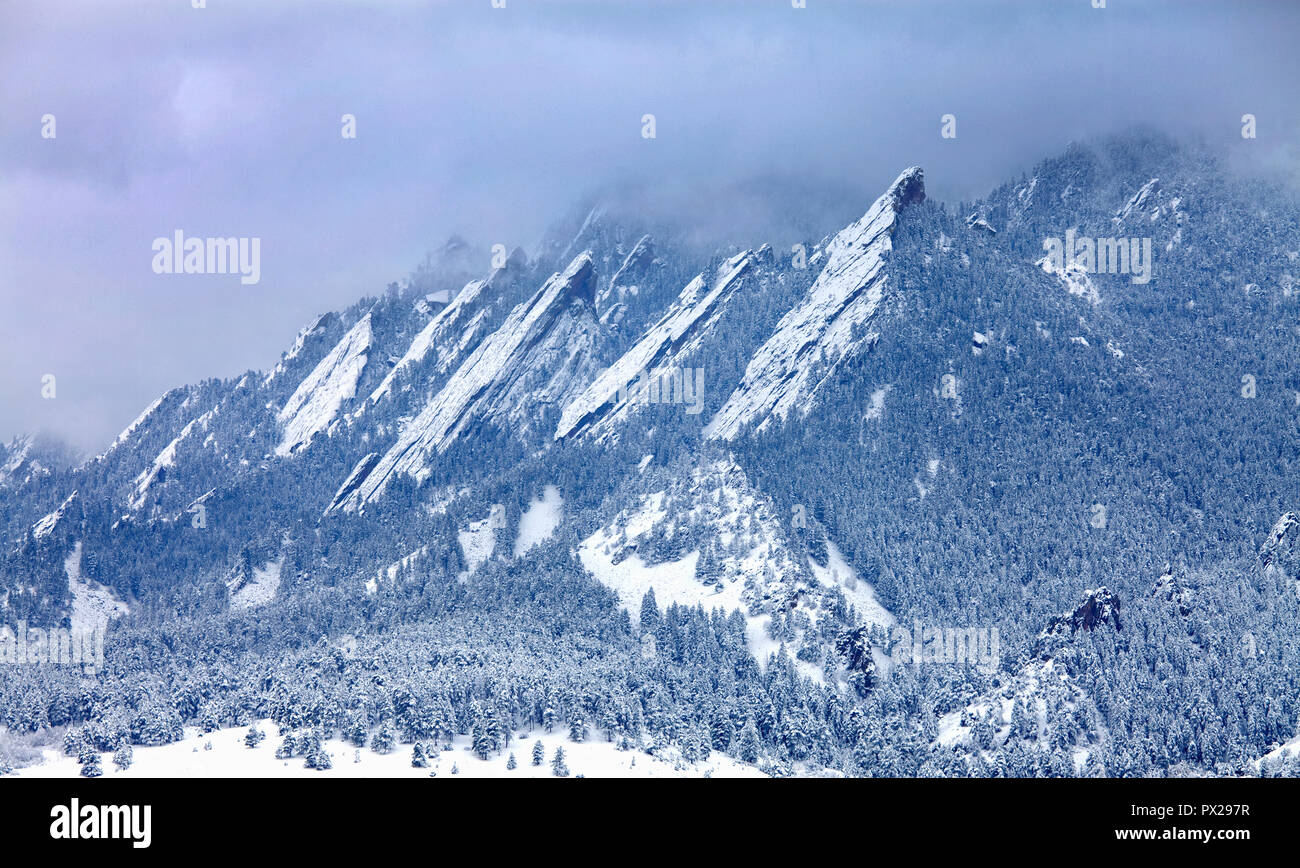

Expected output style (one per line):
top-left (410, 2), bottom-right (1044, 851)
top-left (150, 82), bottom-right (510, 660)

top-left (65, 542), bottom-right (129, 631)
top-left (459, 505), bottom-right (504, 577)
top-left (514, 485), bottom-right (562, 556)
top-left (1038, 254), bottom-right (1101, 305)
top-left (806, 539), bottom-right (894, 630)
top-left (863, 386), bottom-right (891, 422)
top-left (14, 720), bottom-right (763, 779)
top-left (229, 557), bottom-right (284, 610)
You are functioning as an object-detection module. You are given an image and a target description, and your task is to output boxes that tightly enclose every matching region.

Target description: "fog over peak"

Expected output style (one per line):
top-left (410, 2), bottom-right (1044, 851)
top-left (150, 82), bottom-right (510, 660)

top-left (2, 0), bottom-right (1297, 451)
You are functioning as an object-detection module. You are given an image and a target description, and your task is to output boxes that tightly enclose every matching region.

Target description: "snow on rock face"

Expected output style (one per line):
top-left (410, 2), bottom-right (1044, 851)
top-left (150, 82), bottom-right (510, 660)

top-left (1033, 587), bottom-right (1122, 656)
top-left (33, 491), bottom-right (78, 539)
top-left (1038, 251), bottom-right (1101, 305)
top-left (276, 314), bottom-right (372, 457)
top-left (706, 167), bottom-right (924, 440)
top-left (367, 272), bottom-right (502, 405)
top-left (557, 251), bottom-right (756, 442)
top-left (514, 485), bottom-right (563, 556)
top-left (594, 234), bottom-right (656, 314)
top-left (1115, 178), bottom-right (1160, 223)
top-left (100, 394), bottom-right (168, 459)
top-left (262, 312), bottom-right (335, 387)
top-left (343, 254), bottom-right (598, 508)
top-left (1260, 512), bottom-right (1300, 588)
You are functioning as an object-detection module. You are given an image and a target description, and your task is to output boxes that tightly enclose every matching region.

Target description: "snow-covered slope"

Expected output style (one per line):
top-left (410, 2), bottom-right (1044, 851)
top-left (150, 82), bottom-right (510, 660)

top-left (557, 251), bottom-right (757, 442)
top-left (706, 167), bottom-right (924, 440)
top-left (228, 557), bottom-right (284, 610)
top-left (276, 314), bottom-right (372, 457)
top-left (340, 253), bottom-right (599, 508)
top-left (65, 541), bottom-right (129, 631)
top-left (129, 405), bottom-right (219, 510)
top-left (579, 455), bottom-right (893, 684)
top-left (515, 485), bottom-right (562, 556)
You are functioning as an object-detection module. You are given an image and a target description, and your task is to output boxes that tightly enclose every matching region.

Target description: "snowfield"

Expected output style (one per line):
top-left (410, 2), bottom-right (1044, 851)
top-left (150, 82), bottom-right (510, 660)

top-left (459, 505), bottom-right (504, 577)
top-left (514, 485), bottom-right (563, 556)
top-left (229, 557), bottom-right (284, 610)
top-left (13, 720), bottom-right (764, 779)
top-left (65, 542), bottom-right (129, 632)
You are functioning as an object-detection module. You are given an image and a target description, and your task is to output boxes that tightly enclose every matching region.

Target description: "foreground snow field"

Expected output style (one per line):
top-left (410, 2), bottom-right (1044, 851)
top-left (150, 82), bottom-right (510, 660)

top-left (11, 721), bottom-right (766, 779)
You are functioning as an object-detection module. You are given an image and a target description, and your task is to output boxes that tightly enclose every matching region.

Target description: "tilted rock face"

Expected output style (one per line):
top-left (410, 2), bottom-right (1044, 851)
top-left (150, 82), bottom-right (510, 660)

top-left (338, 253), bottom-right (600, 509)
top-left (1260, 512), bottom-right (1300, 580)
top-left (275, 314), bottom-right (373, 458)
top-left (705, 167), bottom-right (924, 440)
top-left (556, 250), bottom-right (758, 443)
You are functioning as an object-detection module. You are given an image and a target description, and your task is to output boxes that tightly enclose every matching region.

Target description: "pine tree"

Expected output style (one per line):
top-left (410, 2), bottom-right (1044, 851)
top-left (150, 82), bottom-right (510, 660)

top-left (737, 719), bottom-right (761, 764)
top-left (531, 740), bottom-right (545, 766)
top-left (640, 588), bottom-right (661, 633)
top-left (244, 725), bottom-right (265, 749)
top-left (506, 752), bottom-right (517, 770)
top-left (551, 746), bottom-right (569, 777)
top-left (411, 742), bottom-right (428, 768)
top-left (372, 722), bottom-right (395, 755)
top-left (112, 742), bottom-right (133, 771)
top-left (79, 751), bottom-right (102, 778)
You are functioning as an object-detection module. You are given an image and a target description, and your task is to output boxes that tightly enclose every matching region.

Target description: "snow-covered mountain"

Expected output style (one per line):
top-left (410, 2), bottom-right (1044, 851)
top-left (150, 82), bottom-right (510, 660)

top-left (706, 167), bottom-right (924, 440)
top-left (5, 132), bottom-right (1300, 779)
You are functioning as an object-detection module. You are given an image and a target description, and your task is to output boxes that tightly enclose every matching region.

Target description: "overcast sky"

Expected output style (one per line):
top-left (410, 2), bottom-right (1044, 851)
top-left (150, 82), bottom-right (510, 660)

top-left (2, 0), bottom-right (1297, 453)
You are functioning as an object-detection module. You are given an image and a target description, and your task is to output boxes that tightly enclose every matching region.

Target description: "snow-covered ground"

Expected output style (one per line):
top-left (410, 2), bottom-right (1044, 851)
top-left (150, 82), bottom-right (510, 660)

top-left (579, 457), bottom-right (892, 686)
top-left (806, 539), bottom-right (894, 630)
top-left (514, 485), bottom-right (562, 556)
top-left (229, 557), bottom-right (284, 610)
top-left (65, 542), bottom-right (129, 632)
top-left (458, 505), bottom-right (503, 577)
top-left (13, 720), bottom-right (764, 779)
top-left (1257, 735), bottom-right (1300, 773)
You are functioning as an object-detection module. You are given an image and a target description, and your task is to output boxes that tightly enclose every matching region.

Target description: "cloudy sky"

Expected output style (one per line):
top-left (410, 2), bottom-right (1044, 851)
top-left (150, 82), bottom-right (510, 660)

top-left (2, 0), bottom-right (1297, 452)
